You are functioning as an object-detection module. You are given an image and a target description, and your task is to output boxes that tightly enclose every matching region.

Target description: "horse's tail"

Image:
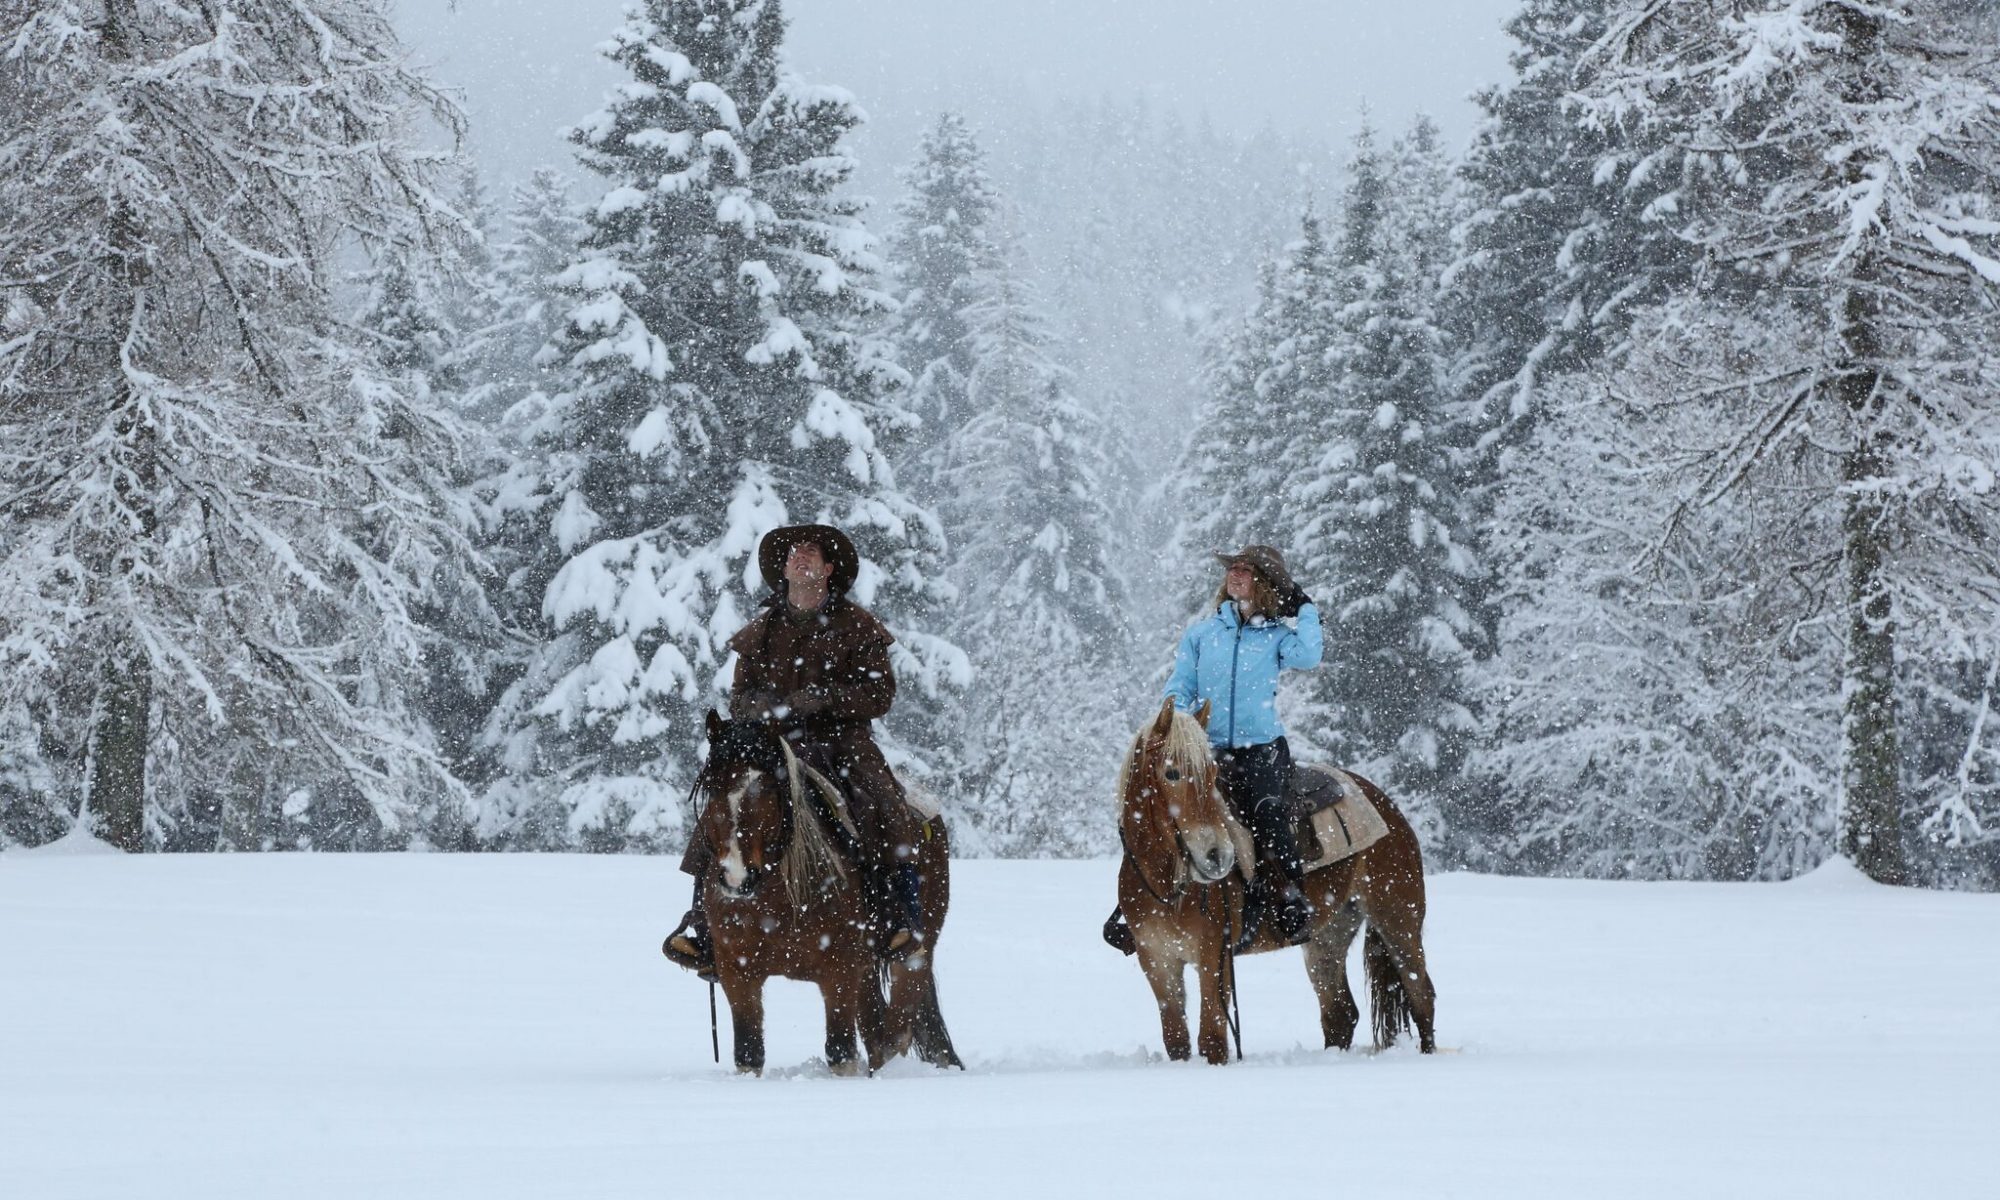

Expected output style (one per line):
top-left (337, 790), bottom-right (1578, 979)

top-left (1365, 924), bottom-right (1414, 1051)
top-left (906, 967), bottom-right (963, 1069)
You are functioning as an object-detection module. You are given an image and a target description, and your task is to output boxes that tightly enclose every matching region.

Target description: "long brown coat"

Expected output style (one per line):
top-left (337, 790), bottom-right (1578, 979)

top-left (680, 595), bottom-right (914, 876)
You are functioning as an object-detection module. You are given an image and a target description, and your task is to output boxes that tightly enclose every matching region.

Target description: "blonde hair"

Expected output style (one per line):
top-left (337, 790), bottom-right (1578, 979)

top-left (1212, 570), bottom-right (1282, 619)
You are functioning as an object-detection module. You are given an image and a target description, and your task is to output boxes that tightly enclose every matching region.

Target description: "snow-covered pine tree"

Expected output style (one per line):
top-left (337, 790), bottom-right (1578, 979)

top-left (1446, 0), bottom-right (1699, 673)
top-left (482, 0), bottom-right (962, 850)
top-left (438, 166), bottom-right (509, 397)
top-left (1175, 197), bottom-right (1341, 608)
top-left (0, 0), bottom-right (482, 850)
top-left (945, 257), bottom-right (1134, 855)
top-left (1478, 307), bottom-right (1842, 881)
top-left (1284, 118), bottom-right (1484, 852)
top-left (349, 236), bottom-right (500, 852)
top-left (885, 112), bottom-right (1000, 507)
top-left (1448, 0), bottom-right (1692, 424)
top-left (1171, 257), bottom-right (1287, 605)
top-left (479, 168), bottom-right (587, 431)
top-left (1576, 0), bottom-right (2000, 884)
top-left (877, 113), bottom-right (999, 804)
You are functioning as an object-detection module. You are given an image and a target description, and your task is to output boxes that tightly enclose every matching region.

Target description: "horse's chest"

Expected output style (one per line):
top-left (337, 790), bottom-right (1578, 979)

top-left (711, 902), bottom-right (866, 978)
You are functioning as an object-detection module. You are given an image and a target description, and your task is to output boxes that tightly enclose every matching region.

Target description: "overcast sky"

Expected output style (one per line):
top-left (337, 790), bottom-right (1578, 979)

top-left (397, 0), bottom-right (1525, 191)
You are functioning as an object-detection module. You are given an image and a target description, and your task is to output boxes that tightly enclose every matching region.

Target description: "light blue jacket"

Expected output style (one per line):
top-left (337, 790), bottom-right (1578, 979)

top-left (1164, 601), bottom-right (1323, 749)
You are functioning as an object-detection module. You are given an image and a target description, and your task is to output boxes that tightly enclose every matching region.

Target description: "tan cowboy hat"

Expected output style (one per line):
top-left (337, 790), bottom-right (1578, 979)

top-left (1213, 544), bottom-right (1298, 594)
top-left (758, 524), bottom-right (861, 596)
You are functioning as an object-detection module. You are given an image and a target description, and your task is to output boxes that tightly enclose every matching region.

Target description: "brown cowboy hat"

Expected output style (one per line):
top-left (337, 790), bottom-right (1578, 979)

top-left (1213, 544), bottom-right (1298, 594)
top-left (758, 523), bottom-right (861, 596)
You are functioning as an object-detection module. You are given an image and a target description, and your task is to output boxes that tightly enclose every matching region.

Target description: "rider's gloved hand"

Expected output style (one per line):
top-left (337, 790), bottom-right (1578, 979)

top-left (736, 688), bottom-right (786, 720)
top-left (783, 685), bottom-right (833, 718)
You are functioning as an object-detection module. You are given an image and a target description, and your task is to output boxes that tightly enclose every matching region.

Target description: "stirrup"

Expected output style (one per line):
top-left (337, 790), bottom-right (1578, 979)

top-left (1276, 894), bottom-right (1315, 947)
top-left (662, 912), bottom-right (716, 982)
top-left (1102, 910), bottom-right (1136, 956)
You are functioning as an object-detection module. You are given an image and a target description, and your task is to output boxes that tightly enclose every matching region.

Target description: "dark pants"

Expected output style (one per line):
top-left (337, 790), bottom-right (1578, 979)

top-left (1217, 737), bottom-right (1302, 880)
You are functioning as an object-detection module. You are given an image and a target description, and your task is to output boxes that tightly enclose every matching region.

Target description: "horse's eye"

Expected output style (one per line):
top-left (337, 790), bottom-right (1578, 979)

top-left (1164, 768), bottom-right (1182, 782)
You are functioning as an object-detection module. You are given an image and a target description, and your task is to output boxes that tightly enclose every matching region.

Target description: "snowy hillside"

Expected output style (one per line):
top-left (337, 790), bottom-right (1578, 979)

top-left (3, 851), bottom-right (1992, 1199)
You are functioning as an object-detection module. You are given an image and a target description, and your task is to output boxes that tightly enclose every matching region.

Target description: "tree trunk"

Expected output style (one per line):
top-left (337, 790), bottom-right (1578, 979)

top-left (88, 645), bottom-right (151, 852)
top-left (1835, 287), bottom-right (1907, 885)
top-left (87, 195), bottom-right (160, 852)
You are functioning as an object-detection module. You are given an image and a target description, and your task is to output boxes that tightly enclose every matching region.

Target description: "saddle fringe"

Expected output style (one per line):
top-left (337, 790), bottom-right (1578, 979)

top-left (772, 740), bottom-right (855, 904)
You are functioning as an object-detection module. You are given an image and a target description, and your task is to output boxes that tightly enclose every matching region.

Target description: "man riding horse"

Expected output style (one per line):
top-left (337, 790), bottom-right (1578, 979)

top-left (664, 523), bottom-right (926, 977)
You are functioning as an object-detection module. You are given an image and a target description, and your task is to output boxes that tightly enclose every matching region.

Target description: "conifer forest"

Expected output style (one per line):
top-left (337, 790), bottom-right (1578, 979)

top-left (4, 0), bottom-right (1999, 893)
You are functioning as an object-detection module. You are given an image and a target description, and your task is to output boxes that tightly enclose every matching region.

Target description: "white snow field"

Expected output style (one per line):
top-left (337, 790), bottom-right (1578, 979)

top-left (3, 847), bottom-right (1994, 1200)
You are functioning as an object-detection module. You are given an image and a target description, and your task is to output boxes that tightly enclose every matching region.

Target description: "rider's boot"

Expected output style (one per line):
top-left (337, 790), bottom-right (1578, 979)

top-left (662, 877), bottom-right (717, 981)
top-left (1271, 827), bottom-right (1316, 946)
top-left (881, 863), bottom-right (924, 959)
top-left (1235, 833), bottom-right (1315, 953)
top-left (1273, 877), bottom-right (1315, 946)
top-left (1102, 906), bottom-right (1136, 956)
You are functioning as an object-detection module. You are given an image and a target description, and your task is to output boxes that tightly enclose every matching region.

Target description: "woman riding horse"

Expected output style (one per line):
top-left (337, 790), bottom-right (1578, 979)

top-left (665, 523), bottom-right (927, 976)
top-left (1105, 544), bottom-right (1322, 953)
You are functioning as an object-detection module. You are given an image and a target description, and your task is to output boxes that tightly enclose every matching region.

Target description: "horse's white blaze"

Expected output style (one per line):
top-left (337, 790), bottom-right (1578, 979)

top-left (717, 770), bottom-right (762, 890)
top-left (1180, 826), bottom-right (1235, 883)
top-left (725, 771), bottom-right (760, 822)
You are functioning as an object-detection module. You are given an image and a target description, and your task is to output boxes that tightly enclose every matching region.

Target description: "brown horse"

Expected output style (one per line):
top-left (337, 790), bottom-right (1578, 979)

top-left (691, 712), bottom-right (961, 1075)
top-left (1116, 697), bottom-right (1437, 1064)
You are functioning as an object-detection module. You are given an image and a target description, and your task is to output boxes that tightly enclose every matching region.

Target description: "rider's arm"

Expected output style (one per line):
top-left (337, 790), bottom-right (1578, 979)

top-left (1277, 602), bottom-right (1323, 671)
top-left (1163, 624), bottom-right (1202, 710)
top-left (729, 643), bottom-right (783, 719)
top-left (804, 634), bottom-right (896, 723)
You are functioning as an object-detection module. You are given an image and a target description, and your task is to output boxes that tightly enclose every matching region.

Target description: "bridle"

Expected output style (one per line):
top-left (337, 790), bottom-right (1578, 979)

top-left (1119, 733), bottom-right (1219, 907)
top-left (703, 732), bottom-right (795, 896)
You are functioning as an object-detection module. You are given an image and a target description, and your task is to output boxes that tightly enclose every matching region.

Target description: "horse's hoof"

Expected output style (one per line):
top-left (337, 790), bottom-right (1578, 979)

top-left (828, 1059), bottom-right (862, 1078)
top-left (735, 1065), bottom-right (762, 1077)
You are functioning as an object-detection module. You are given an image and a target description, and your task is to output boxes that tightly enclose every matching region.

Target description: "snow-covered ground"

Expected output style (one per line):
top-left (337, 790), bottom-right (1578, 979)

top-left (2, 846), bottom-right (1993, 1199)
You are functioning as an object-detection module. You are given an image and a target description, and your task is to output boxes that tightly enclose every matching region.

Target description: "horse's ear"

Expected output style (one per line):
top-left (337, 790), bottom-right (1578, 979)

top-left (1193, 699), bottom-right (1212, 729)
top-left (705, 708), bottom-right (724, 740)
top-left (1153, 696), bottom-right (1177, 736)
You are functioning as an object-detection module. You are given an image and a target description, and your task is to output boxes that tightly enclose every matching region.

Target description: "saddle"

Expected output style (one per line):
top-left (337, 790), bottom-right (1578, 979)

top-left (1287, 764), bottom-right (1390, 873)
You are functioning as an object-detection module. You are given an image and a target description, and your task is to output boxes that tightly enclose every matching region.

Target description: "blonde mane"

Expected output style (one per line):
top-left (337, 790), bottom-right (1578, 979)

top-left (1117, 707), bottom-right (1217, 801)
top-left (1117, 707), bottom-right (1256, 882)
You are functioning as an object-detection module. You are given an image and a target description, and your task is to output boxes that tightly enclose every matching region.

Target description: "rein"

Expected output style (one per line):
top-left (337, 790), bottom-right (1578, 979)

top-left (1119, 825), bottom-right (1190, 908)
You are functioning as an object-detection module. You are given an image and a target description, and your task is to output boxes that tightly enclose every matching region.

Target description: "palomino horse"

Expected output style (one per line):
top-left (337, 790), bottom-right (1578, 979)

top-left (1117, 697), bottom-right (1437, 1064)
top-left (691, 712), bottom-right (960, 1075)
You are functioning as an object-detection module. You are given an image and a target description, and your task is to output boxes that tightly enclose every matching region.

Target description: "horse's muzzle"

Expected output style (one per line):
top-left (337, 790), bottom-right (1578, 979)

top-left (1182, 828), bottom-right (1236, 883)
top-left (717, 866), bottom-right (767, 900)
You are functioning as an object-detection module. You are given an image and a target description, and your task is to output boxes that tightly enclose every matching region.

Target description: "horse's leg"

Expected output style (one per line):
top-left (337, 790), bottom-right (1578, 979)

top-left (820, 971), bottom-right (863, 1077)
top-left (896, 821), bottom-right (956, 1068)
top-left (1303, 899), bottom-right (1365, 1050)
top-left (1194, 929), bottom-right (1232, 1066)
top-left (1135, 938), bottom-right (1191, 1062)
top-left (719, 970), bottom-right (767, 1076)
top-left (877, 959), bottom-right (919, 1064)
top-left (859, 960), bottom-right (901, 1073)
